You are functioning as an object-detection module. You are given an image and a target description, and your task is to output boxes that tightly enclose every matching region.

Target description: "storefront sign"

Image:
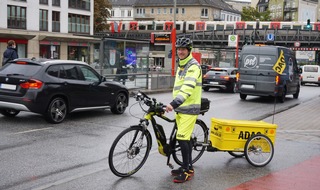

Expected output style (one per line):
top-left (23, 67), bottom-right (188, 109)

top-left (151, 32), bottom-right (171, 44)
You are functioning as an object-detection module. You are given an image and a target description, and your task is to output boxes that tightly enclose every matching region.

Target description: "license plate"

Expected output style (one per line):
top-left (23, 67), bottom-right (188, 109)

top-left (210, 82), bottom-right (219, 85)
top-left (0, 83), bottom-right (17, 91)
top-left (241, 84), bottom-right (254, 89)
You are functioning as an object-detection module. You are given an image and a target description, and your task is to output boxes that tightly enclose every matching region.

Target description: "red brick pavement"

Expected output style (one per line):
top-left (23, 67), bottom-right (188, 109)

top-left (227, 155), bottom-right (320, 190)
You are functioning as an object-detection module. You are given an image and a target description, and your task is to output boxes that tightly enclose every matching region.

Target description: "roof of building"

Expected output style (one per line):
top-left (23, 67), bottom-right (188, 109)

top-left (110, 0), bottom-right (137, 6)
top-left (134, 0), bottom-right (240, 14)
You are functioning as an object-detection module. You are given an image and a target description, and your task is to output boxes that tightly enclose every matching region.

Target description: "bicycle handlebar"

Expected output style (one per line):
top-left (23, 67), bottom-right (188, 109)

top-left (133, 91), bottom-right (166, 114)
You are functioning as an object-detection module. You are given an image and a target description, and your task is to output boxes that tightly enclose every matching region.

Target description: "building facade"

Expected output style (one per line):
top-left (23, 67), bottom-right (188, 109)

top-left (0, 0), bottom-right (98, 66)
top-left (265, 0), bottom-right (318, 21)
top-left (133, 0), bottom-right (241, 21)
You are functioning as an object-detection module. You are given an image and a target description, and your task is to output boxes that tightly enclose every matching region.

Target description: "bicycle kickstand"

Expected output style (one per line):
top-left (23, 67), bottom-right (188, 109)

top-left (166, 155), bottom-right (174, 169)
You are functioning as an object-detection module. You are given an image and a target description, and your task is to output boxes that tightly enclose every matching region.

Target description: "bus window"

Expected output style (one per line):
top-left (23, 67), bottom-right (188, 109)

top-left (147, 24), bottom-right (154, 30)
top-left (156, 24), bottom-right (163, 30)
top-left (282, 25), bottom-right (290, 29)
top-left (188, 24), bottom-right (195, 31)
top-left (207, 24), bottom-right (214, 30)
top-left (262, 25), bottom-right (268, 29)
top-left (216, 24), bottom-right (224, 30)
top-left (176, 24), bottom-right (181, 31)
top-left (292, 25), bottom-right (302, 30)
top-left (247, 24), bottom-right (253, 29)
top-left (226, 24), bottom-right (234, 30)
top-left (139, 25), bottom-right (147, 30)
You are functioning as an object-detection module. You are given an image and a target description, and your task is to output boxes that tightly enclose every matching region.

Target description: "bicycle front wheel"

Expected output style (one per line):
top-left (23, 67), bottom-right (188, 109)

top-left (108, 126), bottom-right (152, 177)
top-left (172, 119), bottom-right (208, 166)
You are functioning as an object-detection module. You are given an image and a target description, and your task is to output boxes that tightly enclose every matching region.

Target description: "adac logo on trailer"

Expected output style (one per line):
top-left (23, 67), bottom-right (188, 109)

top-left (244, 55), bottom-right (257, 69)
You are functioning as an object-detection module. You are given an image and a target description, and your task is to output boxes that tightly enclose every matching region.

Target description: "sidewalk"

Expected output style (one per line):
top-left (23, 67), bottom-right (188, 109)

top-left (229, 96), bottom-right (320, 190)
top-left (263, 96), bottom-right (320, 144)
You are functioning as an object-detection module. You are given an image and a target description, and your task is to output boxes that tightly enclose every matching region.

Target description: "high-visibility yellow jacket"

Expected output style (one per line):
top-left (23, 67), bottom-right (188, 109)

top-left (170, 53), bottom-right (202, 115)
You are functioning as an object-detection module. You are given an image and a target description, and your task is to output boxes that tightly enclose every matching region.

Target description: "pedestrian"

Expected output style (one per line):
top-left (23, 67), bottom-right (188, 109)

top-left (116, 56), bottom-right (128, 85)
top-left (2, 40), bottom-right (18, 66)
top-left (165, 37), bottom-right (202, 183)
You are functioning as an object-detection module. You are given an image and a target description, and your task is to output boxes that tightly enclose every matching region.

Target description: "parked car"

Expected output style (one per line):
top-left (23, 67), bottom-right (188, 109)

top-left (0, 58), bottom-right (129, 124)
top-left (202, 67), bottom-right (238, 93)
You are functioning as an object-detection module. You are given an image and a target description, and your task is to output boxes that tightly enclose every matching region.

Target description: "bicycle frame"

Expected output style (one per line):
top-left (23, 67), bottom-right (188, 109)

top-left (137, 106), bottom-right (178, 169)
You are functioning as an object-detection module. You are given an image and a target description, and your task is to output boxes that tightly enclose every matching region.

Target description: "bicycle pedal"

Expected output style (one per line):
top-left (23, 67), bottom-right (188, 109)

top-left (167, 163), bottom-right (174, 169)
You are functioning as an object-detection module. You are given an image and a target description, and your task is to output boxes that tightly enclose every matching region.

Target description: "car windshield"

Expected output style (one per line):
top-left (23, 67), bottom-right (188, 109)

top-left (0, 63), bottom-right (42, 76)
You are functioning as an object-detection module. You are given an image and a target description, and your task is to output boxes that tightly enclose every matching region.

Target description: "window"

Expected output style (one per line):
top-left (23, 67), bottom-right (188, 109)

top-left (201, 8), bottom-right (208, 17)
top-left (163, 8), bottom-right (167, 14)
top-left (170, 8), bottom-right (173, 14)
top-left (52, 11), bottom-right (60, 32)
top-left (52, 0), bottom-right (60, 6)
top-left (62, 65), bottom-right (80, 80)
top-left (176, 8), bottom-right (179, 14)
top-left (111, 10), bottom-right (114, 17)
top-left (181, 8), bottom-right (185, 14)
top-left (121, 10), bottom-right (125, 17)
top-left (7, 5), bottom-right (27, 29)
top-left (40, 0), bottom-right (48, 4)
top-left (68, 13), bottom-right (90, 33)
top-left (47, 65), bottom-right (60, 77)
top-left (158, 8), bottom-right (161, 14)
top-left (39, 9), bottom-right (48, 31)
top-left (40, 44), bottom-right (60, 59)
top-left (151, 8), bottom-right (154, 14)
top-left (128, 10), bottom-right (131, 17)
top-left (80, 66), bottom-right (99, 82)
top-left (69, 0), bottom-right (90, 11)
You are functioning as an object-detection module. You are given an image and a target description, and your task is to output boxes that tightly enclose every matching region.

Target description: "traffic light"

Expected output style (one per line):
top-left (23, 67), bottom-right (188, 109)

top-left (307, 19), bottom-right (311, 29)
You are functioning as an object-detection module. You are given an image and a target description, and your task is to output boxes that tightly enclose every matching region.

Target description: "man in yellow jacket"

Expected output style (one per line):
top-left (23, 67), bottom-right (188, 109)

top-left (166, 37), bottom-right (202, 183)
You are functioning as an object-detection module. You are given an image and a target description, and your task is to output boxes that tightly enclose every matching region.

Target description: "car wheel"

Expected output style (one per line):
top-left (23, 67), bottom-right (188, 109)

top-left (240, 93), bottom-right (247, 100)
top-left (203, 87), bottom-right (210, 92)
top-left (0, 109), bottom-right (20, 117)
top-left (45, 97), bottom-right (67, 124)
top-left (111, 92), bottom-right (127, 114)
top-left (293, 85), bottom-right (300, 99)
top-left (278, 86), bottom-right (286, 103)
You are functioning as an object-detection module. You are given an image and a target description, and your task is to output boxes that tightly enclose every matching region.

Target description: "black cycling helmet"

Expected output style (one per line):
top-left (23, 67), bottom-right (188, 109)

top-left (176, 37), bottom-right (193, 51)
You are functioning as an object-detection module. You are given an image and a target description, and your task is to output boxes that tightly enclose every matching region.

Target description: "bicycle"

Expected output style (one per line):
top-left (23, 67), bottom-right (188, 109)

top-left (108, 91), bottom-right (276, 177)
top-left (108, 91), bottom-right (210, 177)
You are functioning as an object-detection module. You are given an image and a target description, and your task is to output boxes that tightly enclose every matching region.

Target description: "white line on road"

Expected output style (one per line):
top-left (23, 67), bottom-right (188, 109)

top-left (11, 127), bottom-right (53, 135)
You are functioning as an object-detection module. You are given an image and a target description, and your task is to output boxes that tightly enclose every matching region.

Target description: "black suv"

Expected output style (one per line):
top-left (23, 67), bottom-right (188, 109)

top-left (0, 58), bottom-right (129, 123)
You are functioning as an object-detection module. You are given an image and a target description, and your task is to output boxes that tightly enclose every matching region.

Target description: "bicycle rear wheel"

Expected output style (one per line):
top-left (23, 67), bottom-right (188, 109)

top-left (108, 126), bottom-right (152, 177)
top-left (172, 119), bottom-right (208, 166)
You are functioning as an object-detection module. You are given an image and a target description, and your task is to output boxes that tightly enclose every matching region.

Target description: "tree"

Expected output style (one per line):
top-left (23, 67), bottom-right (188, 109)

top-left (241, 7), bottom-right (271, 21)
top-left (94, 0), bottom-right (112, 33)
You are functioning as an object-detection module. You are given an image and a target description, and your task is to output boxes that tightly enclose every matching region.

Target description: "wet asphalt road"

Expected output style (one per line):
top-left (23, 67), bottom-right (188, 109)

top-left (0, 85), bottom-right (319, 190)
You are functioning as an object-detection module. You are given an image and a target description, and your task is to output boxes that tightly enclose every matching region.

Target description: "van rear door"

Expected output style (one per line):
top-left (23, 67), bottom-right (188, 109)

top-left (255, 54), bottom-right (278, 93)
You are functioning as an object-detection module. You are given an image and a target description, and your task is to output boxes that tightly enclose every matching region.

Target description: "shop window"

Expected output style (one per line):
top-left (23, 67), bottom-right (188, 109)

top-left (40, 45), bottom-right (60, 59)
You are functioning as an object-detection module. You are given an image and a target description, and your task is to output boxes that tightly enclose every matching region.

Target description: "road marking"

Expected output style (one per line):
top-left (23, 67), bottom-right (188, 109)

top-left (11, 127), bottom-right (53, 135)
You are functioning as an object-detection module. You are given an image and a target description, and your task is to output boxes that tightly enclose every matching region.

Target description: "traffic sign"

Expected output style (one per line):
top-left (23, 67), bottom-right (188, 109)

top-left (266, 33), bottom-right (274, 41)
top-left (228, 35), bottom-right (238, 47)
top-left (294, 41), bottom-right (300, 47)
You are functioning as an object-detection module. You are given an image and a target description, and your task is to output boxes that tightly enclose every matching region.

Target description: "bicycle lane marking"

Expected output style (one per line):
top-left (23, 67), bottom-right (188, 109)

top-left (226, 155), bottom-right (320, 190)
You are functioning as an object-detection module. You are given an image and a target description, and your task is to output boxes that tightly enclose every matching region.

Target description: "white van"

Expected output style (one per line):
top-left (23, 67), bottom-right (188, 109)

top-left (300, 65), bottom-right (320, 86)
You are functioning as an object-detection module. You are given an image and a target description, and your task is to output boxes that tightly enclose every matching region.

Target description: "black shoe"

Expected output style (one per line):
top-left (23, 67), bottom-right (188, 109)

top-left (173, 170), bottom-right (192, 183)
top-left (171, 167), bottom-right (194, 177)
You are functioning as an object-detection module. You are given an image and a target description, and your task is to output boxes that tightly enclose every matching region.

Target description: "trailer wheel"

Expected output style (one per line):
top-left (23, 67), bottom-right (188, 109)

top-left (244, 134), bottom-right (274, 167)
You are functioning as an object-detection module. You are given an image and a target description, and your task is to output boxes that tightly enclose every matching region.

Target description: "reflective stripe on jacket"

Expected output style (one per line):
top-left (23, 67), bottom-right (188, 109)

top-left (172, 54), bottom-right (202, 115)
